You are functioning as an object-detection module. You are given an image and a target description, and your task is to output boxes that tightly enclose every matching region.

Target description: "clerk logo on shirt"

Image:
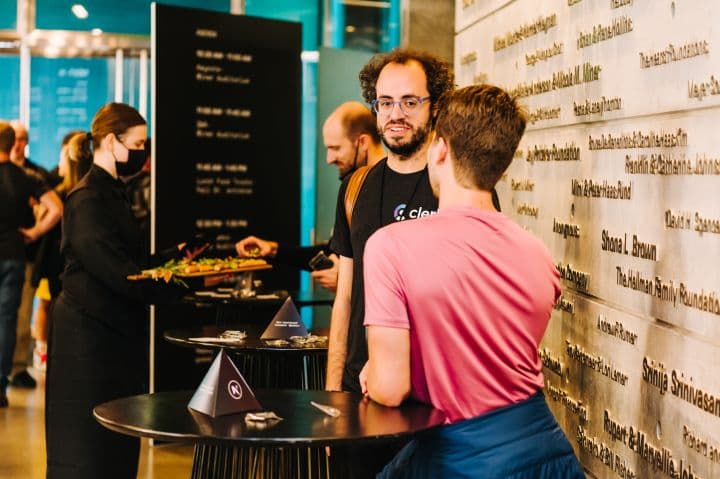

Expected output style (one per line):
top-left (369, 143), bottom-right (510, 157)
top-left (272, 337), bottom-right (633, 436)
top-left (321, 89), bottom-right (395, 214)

top-left (393, 202), bottom-right (437, 222)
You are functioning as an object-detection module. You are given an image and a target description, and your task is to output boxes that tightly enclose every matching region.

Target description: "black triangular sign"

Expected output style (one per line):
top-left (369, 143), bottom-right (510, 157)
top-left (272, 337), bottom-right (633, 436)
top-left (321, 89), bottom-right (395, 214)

top-left (188, 349), bottom-right (261, 417)
top-left (261, 297), bottom-right (308, 339)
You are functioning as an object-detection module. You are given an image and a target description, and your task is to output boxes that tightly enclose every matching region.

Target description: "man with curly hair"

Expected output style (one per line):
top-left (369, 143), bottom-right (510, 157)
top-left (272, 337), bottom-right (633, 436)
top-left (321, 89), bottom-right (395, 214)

top-left (325, 48), bottom-right (455, 477)
top-left (328, 49), bottom-right (455, 396)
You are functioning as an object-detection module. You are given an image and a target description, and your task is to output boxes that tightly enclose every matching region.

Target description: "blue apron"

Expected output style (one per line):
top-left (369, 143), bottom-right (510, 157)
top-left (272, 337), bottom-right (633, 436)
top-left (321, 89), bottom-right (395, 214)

top-left (377, 391), bottom-right (584, 479)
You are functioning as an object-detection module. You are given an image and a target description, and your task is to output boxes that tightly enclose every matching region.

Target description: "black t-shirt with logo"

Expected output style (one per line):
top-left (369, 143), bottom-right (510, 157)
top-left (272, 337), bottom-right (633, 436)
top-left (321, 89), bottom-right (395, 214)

top-left (0, 161), bottom-right (48, 261)
top-left (330, 158), bottom-right (438, 393)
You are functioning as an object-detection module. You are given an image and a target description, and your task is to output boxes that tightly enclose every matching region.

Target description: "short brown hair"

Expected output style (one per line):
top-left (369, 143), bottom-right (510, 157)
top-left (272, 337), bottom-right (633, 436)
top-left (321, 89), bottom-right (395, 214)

top-left (435, 84), bottom-right (527, 190)
top-left (89, 103), bottom-right (145, 150)
top-left (0, 121), bottom-right (15, 154)
top-left (343, 107), bottom-right (381, 145)
top-left (359, 48), bottom-right (454, 123)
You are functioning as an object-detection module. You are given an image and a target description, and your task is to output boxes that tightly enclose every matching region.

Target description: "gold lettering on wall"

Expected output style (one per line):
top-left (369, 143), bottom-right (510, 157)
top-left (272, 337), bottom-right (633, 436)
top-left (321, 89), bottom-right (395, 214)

top-left (571, 179), bottom-right (633, 200)
top-left (493, 14), bottom-right (557, 51)
top-left (616, 267), bottom-right (720, 315)
top-left (574, 96), bottom-right (622, 116)
top-left (510, 178), bottom-right (535, 191)
top-left (528, 106), bottom-right (561, 124)
top-left (516, 202), bottom-right (539, 218)
top-left (688, 74), bottom-right (720, 101)
top-left (526, 42), bottom-right (564, 66)
top-left (509, 62), bottom-right (601, 98)
top-left (577, 16), bottom-right (633, 49)
top-left (557, 262), bottom-right (590, 290)
top-left (625, 153), bottom-right (720, 175)
top-left (527, 143), bottom-right (580, 162)
top-left (588, 128), bottom-right (688, 150)
top-left (640, 41), bottom-right (710, 69)
top-left (565, 340), bottom-right (628, 385)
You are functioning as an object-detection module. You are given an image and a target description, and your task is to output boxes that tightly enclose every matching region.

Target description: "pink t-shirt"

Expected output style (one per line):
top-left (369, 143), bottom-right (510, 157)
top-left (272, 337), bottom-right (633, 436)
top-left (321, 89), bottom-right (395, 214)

top-left (363, 206), bottom-right (560, 423)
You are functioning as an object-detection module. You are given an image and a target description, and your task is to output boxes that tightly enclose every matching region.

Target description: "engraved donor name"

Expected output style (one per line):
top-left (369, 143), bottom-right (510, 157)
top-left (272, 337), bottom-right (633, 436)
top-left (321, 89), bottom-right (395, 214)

top-left (603, 409), bottom-right (703, 479)
top-left (566, 340), bottom-right (628, 385)
top-left (688, 74), bottom-right (720, 101)
top-left (510, 179), bottom-right (534, 191)
top-left (526, 42), bottom-right (563, 66)
top-left (640, 40), bottom-right (709, 69)
top-left (539, 348), bottom-right (562, 376)
top-left (589, 128), bottom-right (687, 150)
top-left (516, 203), bottom-right (539, 218)
top-left (625, 153), bottom-right (720, 175)
top-left (616, 267), bottom-right (720, 315)
top-left (554, 295), bottom-right (575, 314)
top-left (459, 51), bottom-right (477, 65)
top-left (574, 96), bottom-right (622, 116)
top-left (665, 209), bottom-right (720, 235)
top-left (601, 230), bottom-right (658, 261)
top-left (527, 143), bottom-right (579, 162)
top-left (493, 14), bottom-right (557, 51)
top-left (528, 106), bottom-right (561, 124)
top-left (683, 425), bottom-right (720, 464)
top-left (546, 383), bottom-right (588, 422)
top-left (571, 179), bottom-right (632, 200)
top-left (577, 16), bottom-right (633, 49)
top-left (643, 357), bottom-right (720, 420)
top-left (556, 262), bottom-right (589, 291)
top-left (596, 313), bottom-right (638, 345)
top-left (576, 425), bottom-right (635, 479)
top-left (510, 63), bottom-right (601, 98)
top-left (553, 218), bottom-right (581, 239)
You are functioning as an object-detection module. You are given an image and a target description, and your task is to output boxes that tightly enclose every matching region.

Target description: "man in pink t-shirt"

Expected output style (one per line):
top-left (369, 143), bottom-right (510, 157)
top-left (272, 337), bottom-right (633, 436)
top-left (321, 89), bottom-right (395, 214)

top-left (360, 84), bottom-right (583, 479)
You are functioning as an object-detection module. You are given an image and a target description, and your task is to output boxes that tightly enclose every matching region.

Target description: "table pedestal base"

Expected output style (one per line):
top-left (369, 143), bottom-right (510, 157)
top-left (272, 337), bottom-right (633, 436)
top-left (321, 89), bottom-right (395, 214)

top-left (191, 443), bottom-right (333, 479)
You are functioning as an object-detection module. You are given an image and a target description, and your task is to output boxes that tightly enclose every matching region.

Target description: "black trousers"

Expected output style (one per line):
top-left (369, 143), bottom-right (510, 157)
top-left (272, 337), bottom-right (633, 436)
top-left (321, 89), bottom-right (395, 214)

top-left (46, 297), bottom-right (144, 479)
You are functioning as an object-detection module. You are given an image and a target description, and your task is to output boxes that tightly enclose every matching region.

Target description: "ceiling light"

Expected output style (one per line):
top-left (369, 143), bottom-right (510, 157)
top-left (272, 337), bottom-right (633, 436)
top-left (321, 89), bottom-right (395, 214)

top-left (345, 25), bottom-right (356, 33)
top-left (71, 4), bottom-right (89, 19)
top-left (91, 28), bottom-right (102, 36)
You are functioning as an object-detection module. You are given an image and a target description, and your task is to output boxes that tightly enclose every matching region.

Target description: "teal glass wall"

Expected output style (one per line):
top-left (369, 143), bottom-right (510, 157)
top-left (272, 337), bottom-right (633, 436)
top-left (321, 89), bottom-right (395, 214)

top-left (0, 55), bottom-right (20, 121)
top-left (0, 0), bottom-right (16, 30)
top-left (29, 57), bottom-right (113, 170)
top-left (36, 0), bottom-right (229, 34)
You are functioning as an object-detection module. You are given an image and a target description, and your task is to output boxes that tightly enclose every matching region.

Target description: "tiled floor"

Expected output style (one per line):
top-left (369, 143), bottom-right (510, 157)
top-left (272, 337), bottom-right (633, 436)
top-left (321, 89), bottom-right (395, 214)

top-left (0, 370), bottom-right (193, 479)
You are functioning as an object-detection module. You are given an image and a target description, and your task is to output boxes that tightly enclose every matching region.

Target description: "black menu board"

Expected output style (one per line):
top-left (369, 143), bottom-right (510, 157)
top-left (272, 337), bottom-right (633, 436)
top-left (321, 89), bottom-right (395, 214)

top-left (151, 5), bottom-right (301, 392)
top-left (152, 4), bottom-right (301, 286)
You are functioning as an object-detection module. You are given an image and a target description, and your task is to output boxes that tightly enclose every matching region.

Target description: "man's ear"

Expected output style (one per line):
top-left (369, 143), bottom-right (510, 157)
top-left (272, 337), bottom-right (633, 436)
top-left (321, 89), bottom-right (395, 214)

top-left (429, 135), bottom-right (448, 167)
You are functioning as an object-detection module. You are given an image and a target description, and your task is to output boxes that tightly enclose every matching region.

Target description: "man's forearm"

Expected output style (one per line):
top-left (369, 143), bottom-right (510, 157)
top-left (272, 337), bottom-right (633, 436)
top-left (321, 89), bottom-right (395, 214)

top-left (326, 299), bottom-right (350, 390)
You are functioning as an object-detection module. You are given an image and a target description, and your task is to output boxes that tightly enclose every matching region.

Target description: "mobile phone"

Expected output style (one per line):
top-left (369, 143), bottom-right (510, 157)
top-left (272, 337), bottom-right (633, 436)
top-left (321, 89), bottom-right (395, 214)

top-left (309, 251), bottom-right (334, 271)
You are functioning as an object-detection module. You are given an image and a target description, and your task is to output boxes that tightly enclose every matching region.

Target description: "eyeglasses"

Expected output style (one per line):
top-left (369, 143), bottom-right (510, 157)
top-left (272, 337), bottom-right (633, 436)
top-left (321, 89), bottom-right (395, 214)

top-left (371, 96), bottom-right (431, 115)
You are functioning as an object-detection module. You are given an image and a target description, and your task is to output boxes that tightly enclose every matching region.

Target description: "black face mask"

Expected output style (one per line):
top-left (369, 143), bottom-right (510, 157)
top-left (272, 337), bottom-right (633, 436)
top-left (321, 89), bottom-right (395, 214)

top-left (113, 136), bottom-right (146, 177)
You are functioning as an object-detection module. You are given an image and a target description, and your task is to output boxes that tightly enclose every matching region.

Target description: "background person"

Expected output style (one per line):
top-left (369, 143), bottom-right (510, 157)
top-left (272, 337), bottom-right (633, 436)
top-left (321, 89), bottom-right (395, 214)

top-left (45, 103), bottom-right (208, 479)
top-left (235, 101), bottom-right (385, 293)
top-left (0, 121), bottom-right (62, 407)
top-left (361, 84), bottom-right (583, 478)
top-left (8, 120), bottom-right (62, 388)
top-left (31, 131), bottom-right (92, 371)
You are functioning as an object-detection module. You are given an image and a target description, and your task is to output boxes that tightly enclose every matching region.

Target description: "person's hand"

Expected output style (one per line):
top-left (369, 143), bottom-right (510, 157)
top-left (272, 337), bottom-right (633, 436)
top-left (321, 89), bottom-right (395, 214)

top-left (310, 254), bottom-right (339, 292)
top-left (19, 226), bottom-right (40, 244)
top-left (203, 274), bottom-right (231, 288)
top-left (235, 236), bottom-right (278, 258)
top-left (183, 243), bottom-right (209, 261)
top-left (359, 361), bottom-right (369, 397)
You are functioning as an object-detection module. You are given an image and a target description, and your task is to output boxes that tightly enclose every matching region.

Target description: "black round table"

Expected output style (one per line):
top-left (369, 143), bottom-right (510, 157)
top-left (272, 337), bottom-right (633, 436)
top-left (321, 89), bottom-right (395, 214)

top-left (164, 324), bottom-right (328, 390)
top-left (183, 289), bottom-right (334, 325)
top-left (94, 389), bottom-right (446, 479)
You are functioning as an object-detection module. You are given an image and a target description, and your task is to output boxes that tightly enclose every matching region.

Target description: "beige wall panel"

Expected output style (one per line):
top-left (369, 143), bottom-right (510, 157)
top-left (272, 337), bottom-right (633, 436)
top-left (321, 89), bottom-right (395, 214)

top-left (542, 293), bottom-right (720, 479)
top-left (456, 2), bottom-right (720, 478)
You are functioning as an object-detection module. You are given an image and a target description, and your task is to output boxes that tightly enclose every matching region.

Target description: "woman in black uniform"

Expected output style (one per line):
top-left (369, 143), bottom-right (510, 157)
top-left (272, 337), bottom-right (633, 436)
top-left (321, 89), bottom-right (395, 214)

top-left (46, 103), bottom-right (180, 478)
